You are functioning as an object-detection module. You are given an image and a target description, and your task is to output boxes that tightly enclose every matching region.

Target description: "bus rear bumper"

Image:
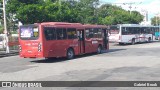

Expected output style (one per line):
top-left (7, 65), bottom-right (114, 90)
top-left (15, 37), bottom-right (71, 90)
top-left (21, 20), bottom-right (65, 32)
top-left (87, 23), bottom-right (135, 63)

top-left (19, 53), bottom-right (43, 58)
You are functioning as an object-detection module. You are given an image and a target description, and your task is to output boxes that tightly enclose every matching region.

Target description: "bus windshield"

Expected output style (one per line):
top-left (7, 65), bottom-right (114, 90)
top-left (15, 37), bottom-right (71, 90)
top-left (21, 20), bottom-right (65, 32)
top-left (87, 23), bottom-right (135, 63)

top-left (20, 25), bottom-right (39, 40)
top-left (110, 25), bottom-right (119, 34)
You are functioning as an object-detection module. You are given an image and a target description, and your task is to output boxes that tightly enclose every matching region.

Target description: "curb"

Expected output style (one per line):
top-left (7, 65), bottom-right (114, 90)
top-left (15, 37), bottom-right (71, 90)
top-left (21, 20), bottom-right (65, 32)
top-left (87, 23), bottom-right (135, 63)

top-left (0, 52), bottom-right (19, 58)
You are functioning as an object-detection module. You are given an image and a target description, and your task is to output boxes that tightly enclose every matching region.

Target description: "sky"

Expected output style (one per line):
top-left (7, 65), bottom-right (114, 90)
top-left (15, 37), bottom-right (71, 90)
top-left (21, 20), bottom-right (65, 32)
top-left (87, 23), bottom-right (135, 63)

top-left (100, 0), bottom-right (160, 22)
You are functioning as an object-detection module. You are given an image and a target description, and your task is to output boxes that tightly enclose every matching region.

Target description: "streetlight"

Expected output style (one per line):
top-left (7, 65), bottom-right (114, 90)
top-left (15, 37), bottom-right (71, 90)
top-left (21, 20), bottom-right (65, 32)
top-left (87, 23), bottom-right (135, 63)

top-left (2, 0), bottom-right (9, 53)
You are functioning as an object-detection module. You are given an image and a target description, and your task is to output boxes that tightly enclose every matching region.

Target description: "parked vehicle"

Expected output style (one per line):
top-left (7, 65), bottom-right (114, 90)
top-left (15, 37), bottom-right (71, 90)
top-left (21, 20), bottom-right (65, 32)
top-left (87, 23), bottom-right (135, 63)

top-left (18, 22), bottom-right (109, 59)
top-left (109, 24), bottom-right (158, 45)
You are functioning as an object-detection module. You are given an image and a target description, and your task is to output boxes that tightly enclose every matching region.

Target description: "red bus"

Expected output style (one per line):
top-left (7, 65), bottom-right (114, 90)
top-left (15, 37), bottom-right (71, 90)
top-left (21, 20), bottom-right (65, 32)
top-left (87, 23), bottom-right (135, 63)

top-left (19, 22), bottom-right (109, 59)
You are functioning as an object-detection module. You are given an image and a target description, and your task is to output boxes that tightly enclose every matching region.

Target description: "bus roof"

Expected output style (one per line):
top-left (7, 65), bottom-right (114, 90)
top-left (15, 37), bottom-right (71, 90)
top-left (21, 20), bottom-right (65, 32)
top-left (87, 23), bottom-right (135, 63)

top-left (40, 22), bottom-right (83, 26)
top-left (83, 24), bottom-right (107, 28)
top-left (116, 24), bottom-right (156, 27)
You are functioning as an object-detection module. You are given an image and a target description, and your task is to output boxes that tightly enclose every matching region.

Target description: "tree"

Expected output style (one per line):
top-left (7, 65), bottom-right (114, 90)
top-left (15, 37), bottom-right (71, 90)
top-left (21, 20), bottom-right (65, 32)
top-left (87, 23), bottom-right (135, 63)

top-left (77, 0), bottom-right (99, 24)
top-left (6, 0), bottom-right (144, 25)
top-left (17, 0), bottom-right (44, 5)
top-left (16, 4), bottom-right (46, 24)
top-left (6, 0), bottom-right (45, 24)
top-left (151, 16), bottom-right (160, 26)
top-left (97, 4), bottom-right (144, 25)
top-left (130, 11), bottom-right (144, 24)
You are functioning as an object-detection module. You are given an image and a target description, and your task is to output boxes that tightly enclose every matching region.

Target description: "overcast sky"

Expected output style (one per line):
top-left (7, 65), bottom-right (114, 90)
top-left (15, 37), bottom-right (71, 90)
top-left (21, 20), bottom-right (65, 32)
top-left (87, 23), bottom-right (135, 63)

top-left (100, 0), bottom-right (160, 21)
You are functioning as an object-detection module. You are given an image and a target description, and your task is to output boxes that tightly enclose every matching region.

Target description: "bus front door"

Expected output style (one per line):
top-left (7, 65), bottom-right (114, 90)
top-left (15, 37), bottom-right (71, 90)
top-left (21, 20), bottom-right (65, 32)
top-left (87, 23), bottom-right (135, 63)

top-left (77, 30), bottom-right (85, 54)
top-left (103, 29), bottom-right (109, 49)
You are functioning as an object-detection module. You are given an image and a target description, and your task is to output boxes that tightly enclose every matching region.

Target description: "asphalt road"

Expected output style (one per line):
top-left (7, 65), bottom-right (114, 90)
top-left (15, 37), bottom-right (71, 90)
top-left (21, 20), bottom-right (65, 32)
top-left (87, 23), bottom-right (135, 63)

top-left (0, 42), bottom-right (160, 90)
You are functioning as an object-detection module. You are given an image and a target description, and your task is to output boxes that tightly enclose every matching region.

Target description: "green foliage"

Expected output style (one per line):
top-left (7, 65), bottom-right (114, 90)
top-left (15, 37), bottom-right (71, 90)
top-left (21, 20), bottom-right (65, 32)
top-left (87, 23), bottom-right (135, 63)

top-left (16, 4), bottom-right (46, 24)
top-left (130, 11), bottom-right (144, 24)
top-left (17, 0), bottom-right (44, 5)
top-left (97, 4), bottom-right (143, 25)
top-left (6, 0), bottom-right (22, 14)
top-left (0, 25), bottom-right (3, 34)
top-left (6, 0), bottom-right (144, 25)
top-left (151, 16), bottom-right (160, 26)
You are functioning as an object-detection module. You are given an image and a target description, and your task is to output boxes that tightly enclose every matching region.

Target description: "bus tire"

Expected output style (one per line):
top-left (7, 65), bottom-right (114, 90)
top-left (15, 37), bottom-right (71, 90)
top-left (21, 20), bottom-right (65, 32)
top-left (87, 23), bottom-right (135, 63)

top-left (97, 45), bottom-right (102, 54)
top-left (131, 39), bottom-right (135, 45)
top-left (66, 48), bottom-right (75, 60)
top-left (148, 37), bottom-right (151, 43)
top-left (119, 43), bottom-right (124, 45)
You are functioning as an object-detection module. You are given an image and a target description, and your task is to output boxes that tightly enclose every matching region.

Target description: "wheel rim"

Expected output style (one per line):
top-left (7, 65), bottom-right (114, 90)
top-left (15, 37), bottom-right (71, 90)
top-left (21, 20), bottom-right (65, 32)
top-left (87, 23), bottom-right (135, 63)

top-left (132, 40), bottom-right (135, 44)
top-left (68, 50), bottom-right (73, 59)
top-left (98, 46), bottom-right (101, 53)
top-left (148, 38), bottom-right (151, 42)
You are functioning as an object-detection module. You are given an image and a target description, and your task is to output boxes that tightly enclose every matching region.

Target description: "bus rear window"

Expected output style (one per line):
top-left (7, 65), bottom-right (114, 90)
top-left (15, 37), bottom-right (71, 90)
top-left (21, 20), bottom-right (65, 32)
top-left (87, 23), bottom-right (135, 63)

top-left (110, 26), bottom-right (119, 34)
top-left (20, 25), bottom-right (39, 40)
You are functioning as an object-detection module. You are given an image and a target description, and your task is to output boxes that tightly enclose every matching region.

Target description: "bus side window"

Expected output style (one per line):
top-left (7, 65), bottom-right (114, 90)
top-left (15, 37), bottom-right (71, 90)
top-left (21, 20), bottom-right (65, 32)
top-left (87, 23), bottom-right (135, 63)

top-left (77, 30), bottom-right (83, 41)
top-left (89, 28), bottom-right (94, 38)
top-left (97, 28), bottom-right (102, 38)
top-left (85, 29), bottom-right (90, 38)
top-left (93, 28), bottom-right (98, 38)
top-left (67, 28), bottom-right (77, 39)
top-left (44, 27), bottom-right (56, 40)
top-left (141, 27), bottom-right (146, 34)
top-left (56, 28), bottom-right (67, 40)
top-left (122, 27), bottom-right (127, 35)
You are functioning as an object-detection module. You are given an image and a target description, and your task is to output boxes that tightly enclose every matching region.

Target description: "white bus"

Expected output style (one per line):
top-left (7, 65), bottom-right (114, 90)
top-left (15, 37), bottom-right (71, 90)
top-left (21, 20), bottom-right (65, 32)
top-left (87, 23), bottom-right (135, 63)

top-left (109, 24), bottom-right (157, 45)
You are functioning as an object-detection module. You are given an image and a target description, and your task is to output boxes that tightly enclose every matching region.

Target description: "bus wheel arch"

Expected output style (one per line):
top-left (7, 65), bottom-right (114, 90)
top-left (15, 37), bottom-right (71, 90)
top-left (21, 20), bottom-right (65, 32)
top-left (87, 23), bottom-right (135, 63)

top-left (66, 47), bottom-right (75, 60)
top-left (97, 44), bottom-right (102, 54)
top-left (119, 42), bottom-right (124, 45)
top-left (131, 38), bottom-right (135, 45)
top-left (148, 37), bottom-right (151, 43)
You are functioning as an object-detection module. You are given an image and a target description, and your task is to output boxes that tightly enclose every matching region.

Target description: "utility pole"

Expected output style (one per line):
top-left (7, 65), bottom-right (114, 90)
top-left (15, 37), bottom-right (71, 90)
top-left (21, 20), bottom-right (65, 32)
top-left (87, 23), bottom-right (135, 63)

top-left (3, 0), bottom-right (9, 53)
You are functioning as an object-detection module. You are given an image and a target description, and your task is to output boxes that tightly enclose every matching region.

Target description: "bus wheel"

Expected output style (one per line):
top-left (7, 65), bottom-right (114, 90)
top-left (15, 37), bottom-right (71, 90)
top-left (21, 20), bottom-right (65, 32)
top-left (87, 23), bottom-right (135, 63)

top-left (131, 39), bottom-right (135, 45)
top-left (119, 43), bottom-right (124, 45)
top-left (148, 37), bottom-right (151, 43)
top-left (97, 45), bottom-right (102, 54)
top-left (66, 48), bottom-right (75, 60)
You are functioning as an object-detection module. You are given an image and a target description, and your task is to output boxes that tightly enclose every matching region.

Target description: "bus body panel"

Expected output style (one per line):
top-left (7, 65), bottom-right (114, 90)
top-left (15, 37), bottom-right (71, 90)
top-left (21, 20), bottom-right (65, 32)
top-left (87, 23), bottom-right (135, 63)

top-left (43, 39), bottom-right (79, 58)
top-left (83, 25), bottom-right (109, 53)
top-left (121, 35), bottom-right (136, 43)
top-left (120, 34), bottom-right (153, 43)
top-left (19, 24), bottom-right (44, 58)
top-left (19, 40), bottom-right (44, 58)
top-left (84, 38), bottom-right (103, 53)
top-left (109, 34), bottom-right (120, 42)
top-left (155, 32), bottom-right (160, 40)
top-left (19, 22), bottom-right (109, 59)
top-left (109, 24), bottom-right (156, 44)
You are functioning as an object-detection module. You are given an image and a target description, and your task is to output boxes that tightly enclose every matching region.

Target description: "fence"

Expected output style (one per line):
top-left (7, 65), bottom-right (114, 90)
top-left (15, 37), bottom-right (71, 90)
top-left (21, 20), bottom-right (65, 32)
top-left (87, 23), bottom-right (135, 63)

top-left (0, 34), bottom-right (19, 51)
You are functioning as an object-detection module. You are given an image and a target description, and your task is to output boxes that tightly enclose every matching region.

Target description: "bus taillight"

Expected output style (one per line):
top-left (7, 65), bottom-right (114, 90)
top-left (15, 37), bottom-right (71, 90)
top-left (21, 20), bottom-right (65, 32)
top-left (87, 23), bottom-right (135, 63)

top-left (38, 43), bottom-right (42, 52)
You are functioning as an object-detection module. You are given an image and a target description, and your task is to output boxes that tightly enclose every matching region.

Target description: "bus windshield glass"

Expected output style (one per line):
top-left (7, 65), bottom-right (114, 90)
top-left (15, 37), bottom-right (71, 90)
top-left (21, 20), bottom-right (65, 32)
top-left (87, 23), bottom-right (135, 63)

top-left (20, 25), bottom-right (39, 40)
top-left (110, 25), bottom-right (119, 34)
